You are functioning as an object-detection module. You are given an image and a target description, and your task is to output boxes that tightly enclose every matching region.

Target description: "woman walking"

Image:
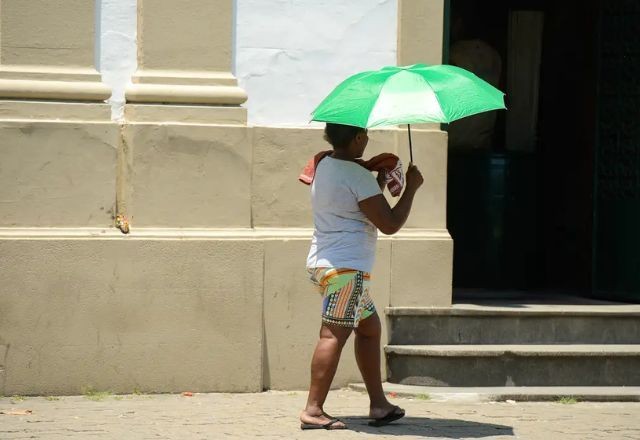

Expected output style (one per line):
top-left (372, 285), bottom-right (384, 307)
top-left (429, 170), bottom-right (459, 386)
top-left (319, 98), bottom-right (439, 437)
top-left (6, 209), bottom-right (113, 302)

top-left (300, 123), bottom-right (424, 430)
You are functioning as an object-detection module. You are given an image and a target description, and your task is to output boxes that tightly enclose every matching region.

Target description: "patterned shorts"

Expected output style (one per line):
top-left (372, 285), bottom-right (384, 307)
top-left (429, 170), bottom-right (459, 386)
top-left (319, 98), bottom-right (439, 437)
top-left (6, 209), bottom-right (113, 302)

top-left (307, 267), bottom-right (376, 328)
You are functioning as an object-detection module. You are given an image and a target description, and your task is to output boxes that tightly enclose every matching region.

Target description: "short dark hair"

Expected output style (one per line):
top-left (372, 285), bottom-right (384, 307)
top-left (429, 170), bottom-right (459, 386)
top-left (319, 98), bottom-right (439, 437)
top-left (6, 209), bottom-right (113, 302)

top-left (323, 123), bottom-right (365, 150)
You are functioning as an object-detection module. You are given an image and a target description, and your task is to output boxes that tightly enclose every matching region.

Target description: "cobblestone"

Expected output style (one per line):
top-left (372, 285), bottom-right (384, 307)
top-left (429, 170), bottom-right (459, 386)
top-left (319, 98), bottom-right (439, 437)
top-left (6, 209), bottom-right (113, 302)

top-left (1, 389), bottom-right (639, 439)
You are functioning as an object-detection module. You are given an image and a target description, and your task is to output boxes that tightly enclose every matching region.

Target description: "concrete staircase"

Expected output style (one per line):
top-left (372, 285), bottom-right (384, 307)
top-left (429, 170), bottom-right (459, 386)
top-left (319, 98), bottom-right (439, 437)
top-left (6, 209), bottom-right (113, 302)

top-left (385, 302), bottom-right (640, 387)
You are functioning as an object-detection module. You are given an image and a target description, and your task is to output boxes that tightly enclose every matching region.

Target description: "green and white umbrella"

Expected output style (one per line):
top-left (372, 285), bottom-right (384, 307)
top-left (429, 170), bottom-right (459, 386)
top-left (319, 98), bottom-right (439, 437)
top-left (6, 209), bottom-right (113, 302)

top-left (311, 63), bottom-right (506, 162)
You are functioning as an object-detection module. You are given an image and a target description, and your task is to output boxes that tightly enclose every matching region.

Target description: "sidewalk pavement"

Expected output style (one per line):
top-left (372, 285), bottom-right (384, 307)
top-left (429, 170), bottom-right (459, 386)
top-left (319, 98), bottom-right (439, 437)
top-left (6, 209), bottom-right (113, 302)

top-left (1, 389), bottom-right (639, 439)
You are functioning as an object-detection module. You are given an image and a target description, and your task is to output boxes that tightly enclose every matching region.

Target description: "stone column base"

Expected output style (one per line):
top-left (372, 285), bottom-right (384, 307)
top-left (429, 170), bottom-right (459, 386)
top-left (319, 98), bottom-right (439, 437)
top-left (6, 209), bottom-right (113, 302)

top-left (124, 104), bottom-right (247, 125)
top-left (0, 100), bottom-right (112, 122)
top-left (0, 68), bottom-right (110, 101)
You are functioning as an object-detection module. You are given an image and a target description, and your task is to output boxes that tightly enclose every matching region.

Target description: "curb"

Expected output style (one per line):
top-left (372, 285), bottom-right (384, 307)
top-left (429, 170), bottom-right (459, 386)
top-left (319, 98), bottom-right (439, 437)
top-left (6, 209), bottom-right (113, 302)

top-left (348, 383), bottom-right (640, 403)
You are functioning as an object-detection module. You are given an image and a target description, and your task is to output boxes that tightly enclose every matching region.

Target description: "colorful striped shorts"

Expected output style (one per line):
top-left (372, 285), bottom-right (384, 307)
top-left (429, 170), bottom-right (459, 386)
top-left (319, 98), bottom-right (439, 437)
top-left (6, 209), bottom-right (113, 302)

top-left (307, 267), bottom-right (376, 328)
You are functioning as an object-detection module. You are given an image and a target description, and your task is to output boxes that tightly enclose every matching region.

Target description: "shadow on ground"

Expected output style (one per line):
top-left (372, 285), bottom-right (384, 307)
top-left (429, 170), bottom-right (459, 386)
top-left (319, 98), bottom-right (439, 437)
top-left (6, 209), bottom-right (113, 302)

top-left (341, 416), bottom-right (514, 438)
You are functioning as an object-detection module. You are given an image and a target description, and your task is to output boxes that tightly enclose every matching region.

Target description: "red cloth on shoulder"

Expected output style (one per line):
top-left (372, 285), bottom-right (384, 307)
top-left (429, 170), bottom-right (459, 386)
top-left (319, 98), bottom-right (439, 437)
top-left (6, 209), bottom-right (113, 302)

top-left (298, 151), bottom-right (332, 185)
top-left (298, 151), bottom-right (404, 197)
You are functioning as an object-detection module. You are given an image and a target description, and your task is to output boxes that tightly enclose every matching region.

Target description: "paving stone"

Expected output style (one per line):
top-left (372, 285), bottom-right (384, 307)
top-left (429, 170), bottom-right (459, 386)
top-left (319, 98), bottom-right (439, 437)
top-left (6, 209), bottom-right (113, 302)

top-left (0, 389), bottom-right (639, 439)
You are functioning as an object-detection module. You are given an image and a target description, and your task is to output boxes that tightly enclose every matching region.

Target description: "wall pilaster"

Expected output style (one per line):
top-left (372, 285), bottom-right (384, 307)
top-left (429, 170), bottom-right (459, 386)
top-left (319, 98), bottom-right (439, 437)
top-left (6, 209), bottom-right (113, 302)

top-left (395, 0), bottom-right (452, 307)
top-left (397, 0), bottom-right (445, 66)
top-left (0, 0), bottom-right (110, 101)
top-left (125, 0), bottom-right (247, 115)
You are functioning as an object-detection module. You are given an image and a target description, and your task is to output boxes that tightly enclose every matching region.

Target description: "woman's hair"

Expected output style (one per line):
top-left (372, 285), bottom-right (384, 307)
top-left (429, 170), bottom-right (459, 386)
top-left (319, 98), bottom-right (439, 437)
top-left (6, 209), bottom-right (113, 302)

top-left (323, 123), bottom-right (365, 150)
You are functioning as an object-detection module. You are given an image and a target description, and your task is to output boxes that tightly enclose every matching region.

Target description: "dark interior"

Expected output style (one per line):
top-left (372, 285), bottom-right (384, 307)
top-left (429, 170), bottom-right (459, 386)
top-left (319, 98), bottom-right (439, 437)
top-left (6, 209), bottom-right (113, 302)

top-left (446, 0), bottom-right (640, 302)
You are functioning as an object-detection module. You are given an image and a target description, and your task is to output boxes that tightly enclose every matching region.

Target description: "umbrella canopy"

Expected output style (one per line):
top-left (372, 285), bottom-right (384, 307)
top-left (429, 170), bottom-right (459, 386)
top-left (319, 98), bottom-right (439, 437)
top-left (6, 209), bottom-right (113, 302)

top-left (311, 63), bottom-right (506, 128)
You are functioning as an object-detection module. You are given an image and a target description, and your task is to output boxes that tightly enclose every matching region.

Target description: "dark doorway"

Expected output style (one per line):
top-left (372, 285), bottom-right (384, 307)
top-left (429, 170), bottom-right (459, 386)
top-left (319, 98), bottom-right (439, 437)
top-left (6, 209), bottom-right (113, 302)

top-left (446, 0), bottom-right (640, 302)
top-left (593, 1), bottom-right (640, 301)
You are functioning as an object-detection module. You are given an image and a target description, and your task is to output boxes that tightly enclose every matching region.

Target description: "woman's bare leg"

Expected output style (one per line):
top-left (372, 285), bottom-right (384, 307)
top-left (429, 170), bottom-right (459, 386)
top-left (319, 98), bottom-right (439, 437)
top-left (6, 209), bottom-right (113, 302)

top-left (300, 323), bottom-right (352, 428)
top-left (354, 312), bottom-right (400, 418)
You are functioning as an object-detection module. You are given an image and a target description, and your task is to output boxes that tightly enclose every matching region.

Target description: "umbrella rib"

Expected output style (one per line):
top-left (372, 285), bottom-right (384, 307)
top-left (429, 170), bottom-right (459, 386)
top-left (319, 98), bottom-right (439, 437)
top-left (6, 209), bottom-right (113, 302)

top-left (417, 75), bottom-right (449, 123)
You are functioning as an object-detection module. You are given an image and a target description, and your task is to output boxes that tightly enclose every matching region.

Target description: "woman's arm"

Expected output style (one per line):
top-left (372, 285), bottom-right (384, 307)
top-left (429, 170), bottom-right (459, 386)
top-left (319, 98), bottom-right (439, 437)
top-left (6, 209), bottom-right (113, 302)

top-left (376, 170), bottom-right (387, 191)
top-left (359, 164), bottom-right (424, 235)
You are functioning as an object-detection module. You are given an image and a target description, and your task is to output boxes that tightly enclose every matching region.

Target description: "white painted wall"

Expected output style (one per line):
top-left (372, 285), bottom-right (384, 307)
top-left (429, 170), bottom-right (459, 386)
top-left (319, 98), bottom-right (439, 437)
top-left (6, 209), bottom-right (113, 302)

top-left (235, 0), bottom-right (398, 127)
top-left (96, 0), bottom-right (398, 125)
top-left (97, 0), bottom-right (137, 120)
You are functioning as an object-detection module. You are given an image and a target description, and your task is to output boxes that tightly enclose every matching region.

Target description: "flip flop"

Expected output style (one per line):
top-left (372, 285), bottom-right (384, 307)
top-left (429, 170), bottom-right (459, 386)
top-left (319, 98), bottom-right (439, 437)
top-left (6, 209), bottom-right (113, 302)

top-left (368, 406), bottom-right (405, 427)
top-left (300, 418), bottom-right (347, 430)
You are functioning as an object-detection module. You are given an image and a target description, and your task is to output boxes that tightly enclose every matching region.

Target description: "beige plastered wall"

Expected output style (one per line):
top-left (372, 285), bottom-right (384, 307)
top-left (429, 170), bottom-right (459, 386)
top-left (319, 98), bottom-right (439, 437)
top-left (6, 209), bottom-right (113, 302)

top-left (0, 0), bottom-right (449, 395)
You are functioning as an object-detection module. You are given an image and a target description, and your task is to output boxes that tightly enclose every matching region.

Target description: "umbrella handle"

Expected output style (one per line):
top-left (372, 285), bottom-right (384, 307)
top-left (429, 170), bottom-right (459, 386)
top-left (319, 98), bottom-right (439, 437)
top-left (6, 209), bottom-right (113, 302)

top-left (407, 124), bottom-right (413, 164)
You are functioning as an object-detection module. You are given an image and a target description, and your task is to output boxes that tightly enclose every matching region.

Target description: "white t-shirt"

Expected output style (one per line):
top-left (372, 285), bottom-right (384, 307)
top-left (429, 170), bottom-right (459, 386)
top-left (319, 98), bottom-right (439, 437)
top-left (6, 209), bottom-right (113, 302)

top-left (306, 156), bottom-right (382, 273)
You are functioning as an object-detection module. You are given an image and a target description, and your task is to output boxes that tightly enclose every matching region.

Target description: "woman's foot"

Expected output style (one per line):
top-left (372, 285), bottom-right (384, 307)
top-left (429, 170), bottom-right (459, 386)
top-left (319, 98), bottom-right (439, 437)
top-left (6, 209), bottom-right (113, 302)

top-left (368, 403), bottom-right (405, 427)
top-left (300, 410), bottom-right (347, 430)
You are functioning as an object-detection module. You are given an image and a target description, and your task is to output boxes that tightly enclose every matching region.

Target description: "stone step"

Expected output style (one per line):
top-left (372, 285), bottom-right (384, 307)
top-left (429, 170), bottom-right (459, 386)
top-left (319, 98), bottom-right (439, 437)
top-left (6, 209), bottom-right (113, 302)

top-left (348, 382), bottom-right (640, 402)
top-left (386, 305), bottom-right (640, 345)
top-left (385, 344), bottom-right (640, 387)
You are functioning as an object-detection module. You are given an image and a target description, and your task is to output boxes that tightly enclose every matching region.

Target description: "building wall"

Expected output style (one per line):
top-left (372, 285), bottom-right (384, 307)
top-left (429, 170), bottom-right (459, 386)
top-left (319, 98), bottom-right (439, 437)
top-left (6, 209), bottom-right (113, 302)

top-left (98, 0), bottom-right (137, 120)
top-left (97, 0), bottom-right (399, 125)
top-left (0, 0), bottom-right (450, 395)
top-left (235, 0), bottom-right (398, 126)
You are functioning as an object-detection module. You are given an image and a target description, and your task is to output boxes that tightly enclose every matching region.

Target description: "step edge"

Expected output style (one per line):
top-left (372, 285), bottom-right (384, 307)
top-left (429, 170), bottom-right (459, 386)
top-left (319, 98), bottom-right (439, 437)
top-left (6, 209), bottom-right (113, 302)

top-left (385, 344), bottom-right (640, 357)
top-left (385, 306), bottom-right (640, 317)
top-left (348, 383), bottom-right (640, 402)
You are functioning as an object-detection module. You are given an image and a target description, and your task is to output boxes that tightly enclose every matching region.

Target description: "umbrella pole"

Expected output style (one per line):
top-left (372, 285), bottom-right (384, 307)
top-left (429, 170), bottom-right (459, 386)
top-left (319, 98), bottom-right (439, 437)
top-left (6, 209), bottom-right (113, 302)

top-left (407, 124), bottom-right (413, 164)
